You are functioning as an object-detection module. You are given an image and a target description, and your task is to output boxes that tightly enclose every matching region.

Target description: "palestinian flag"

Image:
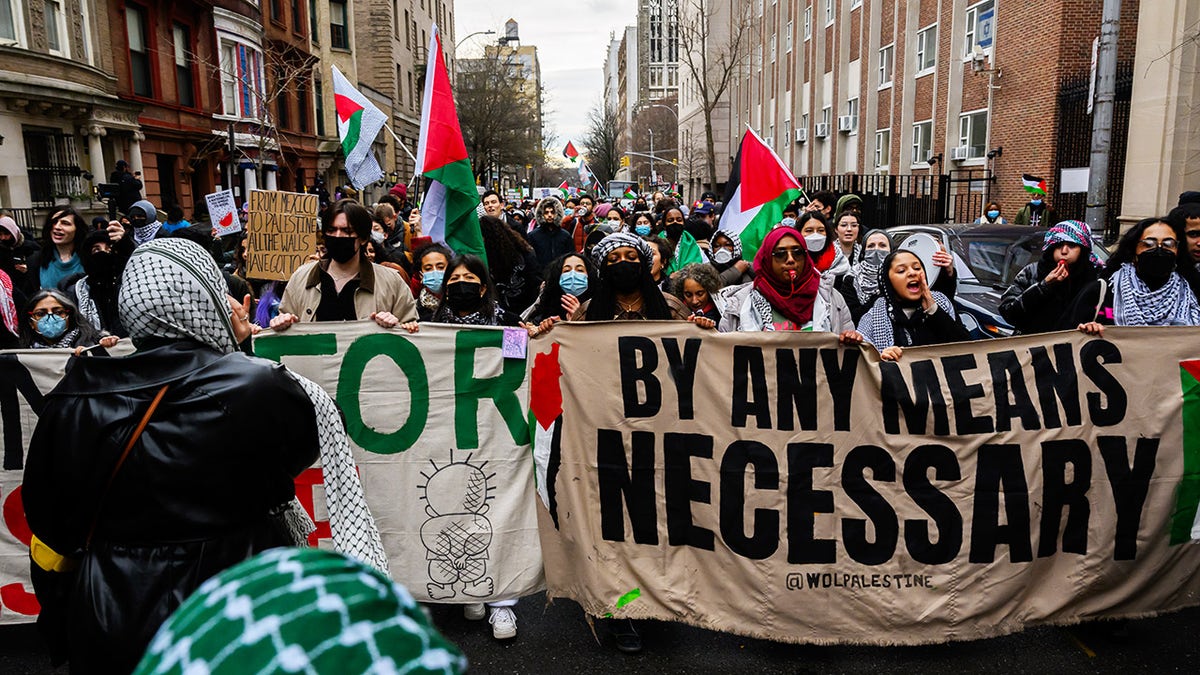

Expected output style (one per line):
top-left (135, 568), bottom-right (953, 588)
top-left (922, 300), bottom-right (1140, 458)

top-left (665, 230), bottom-right (705, 275)
top-left (1022, 174), bottom-right (1048, 196)
top-left (331, 66), bottom-right (387, 189)
top-left (623, 187), bottom-right (637, 199)
top-left (718, 128), bottom-right (805, 261)
top-left (557, 180), bottom-right (569, 198)
top-left (416, 25), bottom-right (486, 261)
top-left (563, 141), bottom-right (579, 162)
top-left (1171, 361), bottom-right (1200, 544)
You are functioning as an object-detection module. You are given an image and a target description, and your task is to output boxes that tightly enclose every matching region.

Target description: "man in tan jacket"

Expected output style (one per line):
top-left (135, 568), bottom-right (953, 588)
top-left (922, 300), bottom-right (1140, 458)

top-left (271, 199), bottom-right (417, 330)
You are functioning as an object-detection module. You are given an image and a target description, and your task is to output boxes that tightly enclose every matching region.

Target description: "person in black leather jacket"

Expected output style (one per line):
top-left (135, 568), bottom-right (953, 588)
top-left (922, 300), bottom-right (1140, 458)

top-left (23, 238), bottom-right (321, 674)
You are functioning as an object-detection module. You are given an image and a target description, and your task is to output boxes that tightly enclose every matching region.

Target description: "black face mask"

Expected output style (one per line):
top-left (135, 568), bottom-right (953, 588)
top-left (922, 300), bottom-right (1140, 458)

top-left (83, 251), bottom-right (117, 281)
top-left (665, 222), bottom-right (684, 241)
top-left (445, 281), bottom-right (484, 312)
top-left (324, 236), bottom-right (359, 263)
top-left (129, 215), bottom-right (147, 228)
top-left (606, 260), bottom-right (643, 293)
top-left (1137, 247), bottom-right (1177, 284)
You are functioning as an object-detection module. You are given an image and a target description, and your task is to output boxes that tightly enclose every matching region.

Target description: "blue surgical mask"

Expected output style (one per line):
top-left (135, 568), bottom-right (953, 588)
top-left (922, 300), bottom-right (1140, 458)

top-left (37, 314), bottom-right (67, 340)
top-left (780, 217), bottom-right (797, 229)
top-left (987, 210), bottom-right (1000, 219)
top-left (559, 270), bottom-right (589, 297)
top-left (422, 270), bottom-right (444, 293)
top-left (635, 224), bottom-right (651, 236)
top-left (1031, 199), bottom-right (1043, 206)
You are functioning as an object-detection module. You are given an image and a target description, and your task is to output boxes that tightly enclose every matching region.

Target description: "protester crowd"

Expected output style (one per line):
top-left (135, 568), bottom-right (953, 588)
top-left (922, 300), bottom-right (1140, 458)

top-left (4, 168), bottom-right (1200, 671)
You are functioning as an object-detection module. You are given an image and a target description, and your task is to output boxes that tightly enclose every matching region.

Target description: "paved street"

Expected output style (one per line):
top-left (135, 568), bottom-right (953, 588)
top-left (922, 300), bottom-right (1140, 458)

top-left (3, 592), bottom-right (1198, 674)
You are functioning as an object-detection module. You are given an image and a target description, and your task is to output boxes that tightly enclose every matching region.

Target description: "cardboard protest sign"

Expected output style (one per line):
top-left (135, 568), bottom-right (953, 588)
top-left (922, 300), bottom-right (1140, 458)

top-left (0, 324), bottom-right (542, 623)
top-left (245, 189), bottom-right (319, 281)
top-left (531, 324), bottom-right (1200, 645)
top-left (254, 322), bottom-right (544, 604)
top-left (205, 189), bottom-right (241, 237)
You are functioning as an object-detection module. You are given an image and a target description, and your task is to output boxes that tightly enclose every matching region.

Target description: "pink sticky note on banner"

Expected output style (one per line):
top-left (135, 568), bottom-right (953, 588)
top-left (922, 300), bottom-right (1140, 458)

top-left (502, 328), bottom-right (528, 359)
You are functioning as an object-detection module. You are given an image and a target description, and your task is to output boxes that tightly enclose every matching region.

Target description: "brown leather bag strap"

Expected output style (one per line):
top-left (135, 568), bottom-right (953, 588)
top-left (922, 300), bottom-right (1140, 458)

top-left (84, 385), bottom-right (170, 550)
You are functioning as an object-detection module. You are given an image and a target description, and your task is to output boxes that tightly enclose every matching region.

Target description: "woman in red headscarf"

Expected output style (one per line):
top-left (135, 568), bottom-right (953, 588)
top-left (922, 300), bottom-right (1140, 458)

top-left (717, 226), bottom-right (862, 342)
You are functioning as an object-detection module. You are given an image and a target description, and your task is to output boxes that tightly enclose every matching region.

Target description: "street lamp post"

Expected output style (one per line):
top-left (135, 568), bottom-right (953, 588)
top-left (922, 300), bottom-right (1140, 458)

top-left (648, 129), bottom-right (655, 190)
top-left (455, 30), bottom-right (497, 50)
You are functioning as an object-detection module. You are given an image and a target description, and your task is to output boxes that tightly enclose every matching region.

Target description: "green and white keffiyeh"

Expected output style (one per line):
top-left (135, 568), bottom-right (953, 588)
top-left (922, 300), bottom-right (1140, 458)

top-left (118, 239), bottom-right (389, 573)
top-left (133, 548), bottom-right (466, 675)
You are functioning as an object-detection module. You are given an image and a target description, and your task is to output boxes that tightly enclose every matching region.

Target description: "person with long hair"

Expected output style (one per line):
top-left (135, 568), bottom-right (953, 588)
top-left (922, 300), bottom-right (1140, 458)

top-left (999, 220), bottom-right (1105, 334)
top-left (717, 225), bottom-right (859, 338)
top-left (27, 207), bottom-right (86, 292)
top-left (654, 206), bottom-right (687, 243)
top-left (479, 215), bottom-right (541, 313)
top-left (834, 210), bottom-right (863, 265)
top-left (70, 227), bottom-right (134, 337)
top-left (401, 254), bottom-right (520, 330)
top-left (567, 232), bottom-right (710, 327)
top-left (526, 252), bottom-right (595, 325)
top-left (850, 229), bottom-right (891, 313)
top-left (857, 250), bottom-right (971, 361)
top-left (1071, 217), bottom-right (1200, 334)
top-left (411, 243), bottom-right (452, 321)
top-left (18, 289), bottom-right (116, 353)
top-left (628, 211), bottom-right (654, 237)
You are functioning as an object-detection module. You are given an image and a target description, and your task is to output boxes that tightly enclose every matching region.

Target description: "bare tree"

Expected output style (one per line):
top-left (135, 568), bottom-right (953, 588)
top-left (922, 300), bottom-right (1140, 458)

top-left (456, 52), bottom-right (544, 183)
top-left (630, 96), bottom-right (679, 189)
top-left (678, 0), bottom-right (752, 190)
top-left (582, 102), bottom-right (622, 185)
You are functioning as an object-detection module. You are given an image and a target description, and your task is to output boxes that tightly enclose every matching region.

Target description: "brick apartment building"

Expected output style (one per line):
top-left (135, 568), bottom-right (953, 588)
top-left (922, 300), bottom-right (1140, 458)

top-left (708, 0), bottom-right (1138, 234)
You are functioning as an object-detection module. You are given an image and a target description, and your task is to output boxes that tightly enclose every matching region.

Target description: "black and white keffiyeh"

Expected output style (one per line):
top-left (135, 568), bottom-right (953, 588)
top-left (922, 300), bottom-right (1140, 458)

top-left (857, 291), bottom-right (957, 348)
top-left (74, 278), bottom-right (102, 331)
top-left (119, 239), bottom-right (389, 573)
top-left (31, 327), bottom-right (80, 350)
top-left (1112, 263), bottom-right (1200, 327)
top-left (591, 231), bottom-right (653, 269)
top-left (852, 252), bottom-right (885, 304)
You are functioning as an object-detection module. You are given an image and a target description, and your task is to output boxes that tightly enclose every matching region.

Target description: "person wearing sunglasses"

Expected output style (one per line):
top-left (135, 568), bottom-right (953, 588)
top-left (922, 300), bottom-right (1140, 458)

top-left (717, 225), bottom-right (860, 340)
top-left (18, 289), bottom-right (116, 353)
top-left (1073, 217), bottom-right (1200, 335)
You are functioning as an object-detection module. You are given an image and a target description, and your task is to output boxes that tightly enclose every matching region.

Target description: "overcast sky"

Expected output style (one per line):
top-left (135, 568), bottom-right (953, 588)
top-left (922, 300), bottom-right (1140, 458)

top-left (454, 1), bottom-right (638, 156)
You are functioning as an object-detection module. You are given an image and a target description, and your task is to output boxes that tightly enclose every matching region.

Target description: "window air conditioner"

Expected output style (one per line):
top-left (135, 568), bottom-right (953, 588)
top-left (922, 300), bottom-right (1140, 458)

top-left (795, 128), bottom-right (807, 143)
top-left (814, 123), bottom-right (830, 138)
top-left (838, 115), bottom-right (857, 133)
top-left (949, 145), bottom-right (971, 161)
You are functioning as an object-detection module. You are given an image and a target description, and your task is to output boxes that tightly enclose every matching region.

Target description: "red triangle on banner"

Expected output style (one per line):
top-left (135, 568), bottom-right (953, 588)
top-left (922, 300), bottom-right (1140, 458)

top-left (739, 131), bottom-right (801, 211)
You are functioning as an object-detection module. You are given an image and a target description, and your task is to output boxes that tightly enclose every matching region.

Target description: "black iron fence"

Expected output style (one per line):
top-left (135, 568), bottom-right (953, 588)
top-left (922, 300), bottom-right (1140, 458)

top-left (1054, 67), bottom-right (1133, 243)
top-left (22, 128), bottom-right (85, 208)
top-left (800, 170), bottom-right (993, 227)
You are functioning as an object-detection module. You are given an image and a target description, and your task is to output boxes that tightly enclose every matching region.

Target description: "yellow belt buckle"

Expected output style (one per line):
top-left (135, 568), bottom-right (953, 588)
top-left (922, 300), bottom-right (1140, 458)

top-left (30, 534), bottom-right (78, 573)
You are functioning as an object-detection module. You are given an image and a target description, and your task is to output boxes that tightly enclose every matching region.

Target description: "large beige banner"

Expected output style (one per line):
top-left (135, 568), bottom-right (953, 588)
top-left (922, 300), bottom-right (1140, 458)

top-left (0, 323), bottom-right (542, 624)
top-left (532, 323), bottom-right (1200, 644)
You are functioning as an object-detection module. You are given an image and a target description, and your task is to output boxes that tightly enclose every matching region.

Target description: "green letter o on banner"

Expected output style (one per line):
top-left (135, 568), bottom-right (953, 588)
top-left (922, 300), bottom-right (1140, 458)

top-left (337, 334), bottom-right (429, 453)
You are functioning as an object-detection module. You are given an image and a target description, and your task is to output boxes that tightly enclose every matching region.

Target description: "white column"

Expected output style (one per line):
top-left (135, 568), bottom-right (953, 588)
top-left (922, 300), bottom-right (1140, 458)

top-left (83, 124), bottom-right (106, 188)
top-left (128, 131), bottom-right (145, 194)
top-left (243, 168), bottom-right (257, 194)
top-left (265, 168), bottom-right (277, 191)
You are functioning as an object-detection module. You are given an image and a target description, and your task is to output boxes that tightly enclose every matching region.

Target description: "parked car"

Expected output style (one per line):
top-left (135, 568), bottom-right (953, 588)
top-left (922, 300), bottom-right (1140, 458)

top-left (885, 223), bottom-right (1109, 339)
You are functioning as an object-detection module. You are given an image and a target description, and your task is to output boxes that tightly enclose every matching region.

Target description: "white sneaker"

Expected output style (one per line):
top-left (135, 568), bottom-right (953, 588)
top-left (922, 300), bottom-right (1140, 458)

top-left (464, 603), bottom-right (486, 621)
top-left (489, 607), bottom-right (517, 639)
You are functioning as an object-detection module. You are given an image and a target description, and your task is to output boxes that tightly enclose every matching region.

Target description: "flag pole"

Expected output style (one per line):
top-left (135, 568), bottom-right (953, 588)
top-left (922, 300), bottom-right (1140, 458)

top-left (383, 123), bottom-right (421, 188)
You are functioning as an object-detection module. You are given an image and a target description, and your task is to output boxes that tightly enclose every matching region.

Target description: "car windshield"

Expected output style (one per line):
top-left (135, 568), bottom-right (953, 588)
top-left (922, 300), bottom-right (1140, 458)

top-left (955, 232), bottom-right (1109, 288)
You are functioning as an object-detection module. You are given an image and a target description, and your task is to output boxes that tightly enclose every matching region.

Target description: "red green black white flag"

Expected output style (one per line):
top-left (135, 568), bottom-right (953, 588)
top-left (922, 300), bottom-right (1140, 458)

top-left (332, 66), bottom-right (387, 189)
top-left (416, 25), bottom-right (486, 261)
top-left (1022, 174), bottom-right (1048, 196)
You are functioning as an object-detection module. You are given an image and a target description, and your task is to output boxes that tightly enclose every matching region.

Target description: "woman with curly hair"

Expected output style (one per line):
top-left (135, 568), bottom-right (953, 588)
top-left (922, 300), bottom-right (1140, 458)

top-left (479, 215), bottom-right (541, 314)
top-left (671, 263), bottom-right (723, 322)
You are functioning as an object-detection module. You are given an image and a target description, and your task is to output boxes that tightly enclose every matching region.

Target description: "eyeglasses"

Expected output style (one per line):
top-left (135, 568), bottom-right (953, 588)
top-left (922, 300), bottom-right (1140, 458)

top-left (29, 308), bottom-right (70, 320)
top-left (1139, 237), bottom-right (1179, 251)
top-left (771, 247), bottom-right (806, 261)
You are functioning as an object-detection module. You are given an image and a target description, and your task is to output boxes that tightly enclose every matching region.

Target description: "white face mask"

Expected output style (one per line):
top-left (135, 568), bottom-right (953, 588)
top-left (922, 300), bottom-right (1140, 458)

top-left (804, 234), bottom-right (827, 252)
top-left (712, 248), bottom-right (733, 265)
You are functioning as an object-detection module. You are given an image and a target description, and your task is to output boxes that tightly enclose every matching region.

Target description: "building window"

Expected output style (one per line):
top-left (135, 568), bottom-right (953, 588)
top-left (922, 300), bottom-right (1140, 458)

top-left (770, 34), bottom-right (776, 62)
top-left (270, 0), bottom-right (282, 24)
top-left (852, 0), bottom-right (862, 8)
top-left (292, 0), bottom-right (303, 34)
top-left (959, 109), bottom-right (988, 158)
top-left (0, 0), bottom-right (24, 46)
top-left (786, 21), bottom-right (793, 52)
top-left (79, 0), bottom-right (94, 64)
top-left (878, 44), bottom-right (893, 87)
top-left (23, 127), bottom-right (82, 207)
top-left (801, 112), bottom-right (809, 132)
top-left (275, 66), bottom-right (290, 129)
top-left (784, 118), bottom-right (791, 144)
top-left (403, 10), bottom-right (410, 49)
top-left (297, 79), bottom-right (309, 133)
top-left (315, 77), bottom-right (325, 136)
top-left (845, 97), bottom-right (859, 134)
top-left (330, 0), bottom-right (348, 49)
top-left (916, 25), bottom-right (937, 74)
top-left (824, 0), bottom-right (833, 26)
top-left (310, 0), bottom-right (319, 44)
top-left (126, 4), bottom-right (152, 97)
top-left (173, 24), bottom-right (194, 108)
top-left (756, 0), bottom-right (763, 18)
top-left (45, 0), bottom-right (68, 57)
top-left (804, 6), bottom-right (811, 40)
top-left (912, 121), bottom-right (932, 165)
top-left (965, 0), bottom-right (995, 55)
top-left (821, 105), bottom-right (831, 129)
top-left (220, 40), bottom-right (264, 119)
top-left (875, 129), bottom-right (891, 169)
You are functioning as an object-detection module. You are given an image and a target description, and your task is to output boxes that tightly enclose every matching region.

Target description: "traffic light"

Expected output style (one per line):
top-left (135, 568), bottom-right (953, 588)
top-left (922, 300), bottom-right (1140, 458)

top-left (620, 155), bottom-right (631, 167)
